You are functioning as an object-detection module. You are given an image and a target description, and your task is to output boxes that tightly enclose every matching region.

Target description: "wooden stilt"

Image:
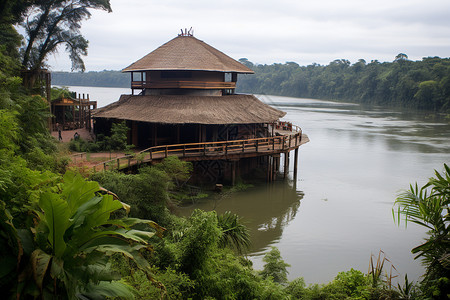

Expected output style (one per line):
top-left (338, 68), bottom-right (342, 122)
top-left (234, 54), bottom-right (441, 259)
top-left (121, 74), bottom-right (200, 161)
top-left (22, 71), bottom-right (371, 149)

top-left (231, 161), bottom-right (236, 186)
top-left (294, 148), bottom-right (299, 181)
top-left (272, 156), bottom-right (277, 180)
top-left (283, 151), bottom-right (289, 179)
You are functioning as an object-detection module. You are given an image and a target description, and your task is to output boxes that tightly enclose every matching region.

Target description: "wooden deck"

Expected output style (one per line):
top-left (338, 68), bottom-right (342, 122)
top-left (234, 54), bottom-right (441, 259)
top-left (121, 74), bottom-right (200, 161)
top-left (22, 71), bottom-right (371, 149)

top-left (93, 129), bottom-right (309, 172)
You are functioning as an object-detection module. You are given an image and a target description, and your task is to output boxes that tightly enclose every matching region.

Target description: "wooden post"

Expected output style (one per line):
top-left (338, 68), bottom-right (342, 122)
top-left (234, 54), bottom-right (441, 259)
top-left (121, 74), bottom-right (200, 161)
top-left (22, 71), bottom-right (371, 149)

top-left (150, 149), bottom-right (153, 160)
top-left (272, 156), bottom-right (277, 180)
top-left (131, 72), bottom-right (134, 95)
top-left (283, 151), bottom-right (289, 179)
top-left (231, 161), bottom-right (236, 186)
top-left (294, 148), bottom-right (299, 181)
top-left (183, 145), bottom-right (186, 157)
top-left (165, 146), bottom-right (168, 158)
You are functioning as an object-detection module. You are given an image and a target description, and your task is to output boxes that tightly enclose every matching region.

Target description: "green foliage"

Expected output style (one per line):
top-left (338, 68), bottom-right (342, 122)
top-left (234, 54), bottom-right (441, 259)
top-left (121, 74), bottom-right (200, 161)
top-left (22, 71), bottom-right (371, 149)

top-left (155, 155), bottom-right (193, 187)
top-left (178, 210), bottom-right (222, 276)
top-left (107, 121), bottom-right (130, 150)
top-left (123, 266), bottom-right (194, 300)
top-left (50, 86), bottom-right (73, 100)
top-left (260, 246), bottom-right (290, 284)
top-left (1, 171), bottom-right (164, 299)
top-left (394, 163), bottom-right (450, 297)
top-left (69, 121), bottom-right (131, 152)
top-left (91, 166), bottom-right (172, 225)
top-left (20, 0), bottom-right (112, 72)
top-left (217, 211), bottom-right (251, 254)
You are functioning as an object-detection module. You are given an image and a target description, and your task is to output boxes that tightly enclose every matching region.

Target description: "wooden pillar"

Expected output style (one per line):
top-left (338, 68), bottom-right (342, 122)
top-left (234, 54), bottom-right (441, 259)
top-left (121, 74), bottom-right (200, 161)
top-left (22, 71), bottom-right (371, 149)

top-left (231, 161), bottom-right (236, 186)
top-left (62, 105), bottom-right (65, 127)
top-left (131, 72), bottom-right (134, 95)
top-left (132, 121), bottom-right (138, 146)
top-left (272, 156), bottom-right (277, 180)
top-left (267, 156), bottom-right (271, 183)
top-left (152, 123), bottom-right (157, 146)
top-left (294, 148), bottom-right (299, 181)
top-left (283, 151), bottom-right (289, 179)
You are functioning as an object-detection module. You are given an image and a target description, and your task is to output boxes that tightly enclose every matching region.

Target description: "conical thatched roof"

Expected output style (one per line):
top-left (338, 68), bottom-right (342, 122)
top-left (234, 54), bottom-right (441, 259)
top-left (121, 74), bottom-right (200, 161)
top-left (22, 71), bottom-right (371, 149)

top-left (122, 36), bottom-right (254, 74)
top-left (94, 94), bottom-right (285, 124)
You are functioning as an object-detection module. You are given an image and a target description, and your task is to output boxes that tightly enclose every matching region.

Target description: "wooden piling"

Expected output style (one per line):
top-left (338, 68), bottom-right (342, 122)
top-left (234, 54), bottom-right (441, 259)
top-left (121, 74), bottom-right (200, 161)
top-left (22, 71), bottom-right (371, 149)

top-left (283, 151), bottom-right (289, 179)
top-left (294, 148), bottom-right (299, 180)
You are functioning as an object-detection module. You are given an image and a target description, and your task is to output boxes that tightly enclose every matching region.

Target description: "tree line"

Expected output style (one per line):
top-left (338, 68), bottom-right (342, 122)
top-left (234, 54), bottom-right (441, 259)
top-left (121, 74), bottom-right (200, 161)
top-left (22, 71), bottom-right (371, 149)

top-left (237, 56), bottom-right (450, 112)
top-left (53, 70), bottom-right (130, 88)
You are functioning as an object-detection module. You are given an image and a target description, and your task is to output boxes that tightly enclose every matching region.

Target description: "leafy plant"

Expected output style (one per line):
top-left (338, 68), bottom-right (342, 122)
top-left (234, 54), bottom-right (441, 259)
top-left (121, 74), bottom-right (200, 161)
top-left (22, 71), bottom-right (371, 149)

top-left (394, 163), bottom-right (450, 296)
top-left (1, 172), bottom-right (165, 299)
top-left (217, 211), bottom-right (251, 254)
top-left (260, 246), bottom-right (290, 284)
top-left (368, 250), bottom-right (398, 289)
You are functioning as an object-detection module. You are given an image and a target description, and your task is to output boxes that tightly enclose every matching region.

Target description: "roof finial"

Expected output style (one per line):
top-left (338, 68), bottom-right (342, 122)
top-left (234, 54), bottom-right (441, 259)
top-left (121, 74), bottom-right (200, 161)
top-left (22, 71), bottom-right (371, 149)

top-left (179, 27), bottom-right (194, 37)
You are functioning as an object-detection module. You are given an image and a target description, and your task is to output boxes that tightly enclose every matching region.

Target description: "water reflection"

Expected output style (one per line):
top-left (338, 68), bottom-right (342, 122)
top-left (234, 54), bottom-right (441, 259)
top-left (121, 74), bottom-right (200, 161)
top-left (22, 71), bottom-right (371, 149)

top-left (175, 181), bottom-right (303, 254)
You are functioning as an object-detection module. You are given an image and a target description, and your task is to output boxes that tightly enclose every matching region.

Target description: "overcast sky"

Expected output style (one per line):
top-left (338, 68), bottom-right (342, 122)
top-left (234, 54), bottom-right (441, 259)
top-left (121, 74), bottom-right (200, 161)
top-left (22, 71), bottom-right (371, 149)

top-left (47, 0), bottom-right (450, 72)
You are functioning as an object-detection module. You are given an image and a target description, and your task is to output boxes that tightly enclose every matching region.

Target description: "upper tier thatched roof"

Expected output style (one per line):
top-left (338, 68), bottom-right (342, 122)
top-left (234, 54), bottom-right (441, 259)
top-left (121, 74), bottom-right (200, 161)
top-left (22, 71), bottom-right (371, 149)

top-left (122, 36), bottom-right (254, 74)
top-left (94, 94), bottom-right (285, 124)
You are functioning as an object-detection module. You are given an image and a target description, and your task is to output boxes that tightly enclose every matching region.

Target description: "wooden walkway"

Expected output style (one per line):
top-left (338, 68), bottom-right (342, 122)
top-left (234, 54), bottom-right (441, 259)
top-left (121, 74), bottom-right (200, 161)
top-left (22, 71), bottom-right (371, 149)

top-left (92, 128), bottom-right (309, 172)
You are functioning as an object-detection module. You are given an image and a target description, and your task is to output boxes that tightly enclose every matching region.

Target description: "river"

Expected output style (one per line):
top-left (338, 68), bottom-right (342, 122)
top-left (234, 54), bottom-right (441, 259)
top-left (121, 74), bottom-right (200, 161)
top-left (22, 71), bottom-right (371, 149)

top-left (59, 85), bottom-right (450, 284)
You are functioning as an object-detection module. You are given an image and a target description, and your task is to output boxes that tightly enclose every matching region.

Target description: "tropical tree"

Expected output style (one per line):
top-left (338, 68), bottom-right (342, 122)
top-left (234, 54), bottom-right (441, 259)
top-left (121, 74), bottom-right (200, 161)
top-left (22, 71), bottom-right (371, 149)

top-left (394, 163), bottom-right (450, 298)
top-left (0, 171), bottom-right (165, 299)
top-left (260, 246), bottom-right (290, 284)
top-left (19, 0), bottom-right (112, 89)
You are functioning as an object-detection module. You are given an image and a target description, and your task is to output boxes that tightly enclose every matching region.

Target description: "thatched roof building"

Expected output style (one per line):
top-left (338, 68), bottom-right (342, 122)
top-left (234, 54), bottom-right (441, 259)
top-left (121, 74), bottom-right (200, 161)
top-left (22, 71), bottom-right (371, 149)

top-left (94, 33), bottom-right (288, 149)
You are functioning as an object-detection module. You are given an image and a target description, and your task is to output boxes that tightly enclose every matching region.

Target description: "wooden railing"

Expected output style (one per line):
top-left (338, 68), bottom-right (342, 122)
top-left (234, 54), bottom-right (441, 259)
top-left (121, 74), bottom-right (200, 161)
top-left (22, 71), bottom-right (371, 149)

top-left (131, 80), bottom-right (236, 90)
top-left (93, 128), bottom-right (302, 172)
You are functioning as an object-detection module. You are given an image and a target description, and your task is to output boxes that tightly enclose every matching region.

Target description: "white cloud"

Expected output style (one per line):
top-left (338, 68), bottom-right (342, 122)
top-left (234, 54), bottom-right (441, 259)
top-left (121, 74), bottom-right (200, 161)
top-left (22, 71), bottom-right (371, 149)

top-left (46, 0), bottom-right (450, 71)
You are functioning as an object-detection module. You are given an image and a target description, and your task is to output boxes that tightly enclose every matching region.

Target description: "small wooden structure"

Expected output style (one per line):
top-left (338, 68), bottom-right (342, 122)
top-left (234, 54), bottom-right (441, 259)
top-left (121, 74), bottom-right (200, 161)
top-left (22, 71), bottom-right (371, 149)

top-left (51, 93), bottom-right (97, 131)
top-left (94, 32), bottom-right (308, 184)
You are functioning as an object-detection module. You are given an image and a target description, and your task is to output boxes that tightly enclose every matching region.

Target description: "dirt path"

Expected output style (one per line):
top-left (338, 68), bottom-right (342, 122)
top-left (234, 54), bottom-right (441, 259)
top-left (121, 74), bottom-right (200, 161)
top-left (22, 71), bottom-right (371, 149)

top-left (51, 128), bottom-right (94, 143)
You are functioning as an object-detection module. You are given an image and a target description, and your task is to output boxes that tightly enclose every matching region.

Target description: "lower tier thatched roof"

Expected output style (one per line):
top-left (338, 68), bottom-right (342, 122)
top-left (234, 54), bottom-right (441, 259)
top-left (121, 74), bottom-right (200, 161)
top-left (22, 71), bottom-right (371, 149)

top-left (93, 94), bottom-right (285, 124)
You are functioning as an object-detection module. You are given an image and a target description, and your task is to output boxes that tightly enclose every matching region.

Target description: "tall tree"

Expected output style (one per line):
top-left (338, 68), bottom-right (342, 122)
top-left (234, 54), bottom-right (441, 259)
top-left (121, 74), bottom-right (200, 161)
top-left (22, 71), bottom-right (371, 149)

top-left (21, 0), bottom-right (111, 73)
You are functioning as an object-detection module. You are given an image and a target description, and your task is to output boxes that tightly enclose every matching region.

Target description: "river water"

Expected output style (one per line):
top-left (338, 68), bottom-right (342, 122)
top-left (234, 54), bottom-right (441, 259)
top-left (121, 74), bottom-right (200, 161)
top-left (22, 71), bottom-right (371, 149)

top-left (60, 85), bottom-right (450, 284)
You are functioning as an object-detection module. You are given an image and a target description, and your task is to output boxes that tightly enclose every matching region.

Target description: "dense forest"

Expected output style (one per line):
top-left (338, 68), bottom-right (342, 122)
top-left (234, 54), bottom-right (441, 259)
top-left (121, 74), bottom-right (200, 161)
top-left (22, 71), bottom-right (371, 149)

top-left (1, 0), bottom-right (449, 299)
top-left (52, 55), bottom-right (450, 112)
top-left (237, 56), bottom-right (450, 112)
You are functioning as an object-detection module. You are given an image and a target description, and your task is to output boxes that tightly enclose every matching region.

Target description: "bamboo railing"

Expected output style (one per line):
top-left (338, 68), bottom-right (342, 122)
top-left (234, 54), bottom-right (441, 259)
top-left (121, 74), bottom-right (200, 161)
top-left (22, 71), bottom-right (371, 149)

top-left (93, 125), bottom-right (302, 172)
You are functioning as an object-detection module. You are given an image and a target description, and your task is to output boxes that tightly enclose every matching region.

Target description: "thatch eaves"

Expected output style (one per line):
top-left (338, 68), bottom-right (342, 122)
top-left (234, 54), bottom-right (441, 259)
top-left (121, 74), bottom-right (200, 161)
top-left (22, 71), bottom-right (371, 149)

top-left (93, 94), bottom-right (285, 125)
top-left (122, 36), bottom-right (254, 74)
